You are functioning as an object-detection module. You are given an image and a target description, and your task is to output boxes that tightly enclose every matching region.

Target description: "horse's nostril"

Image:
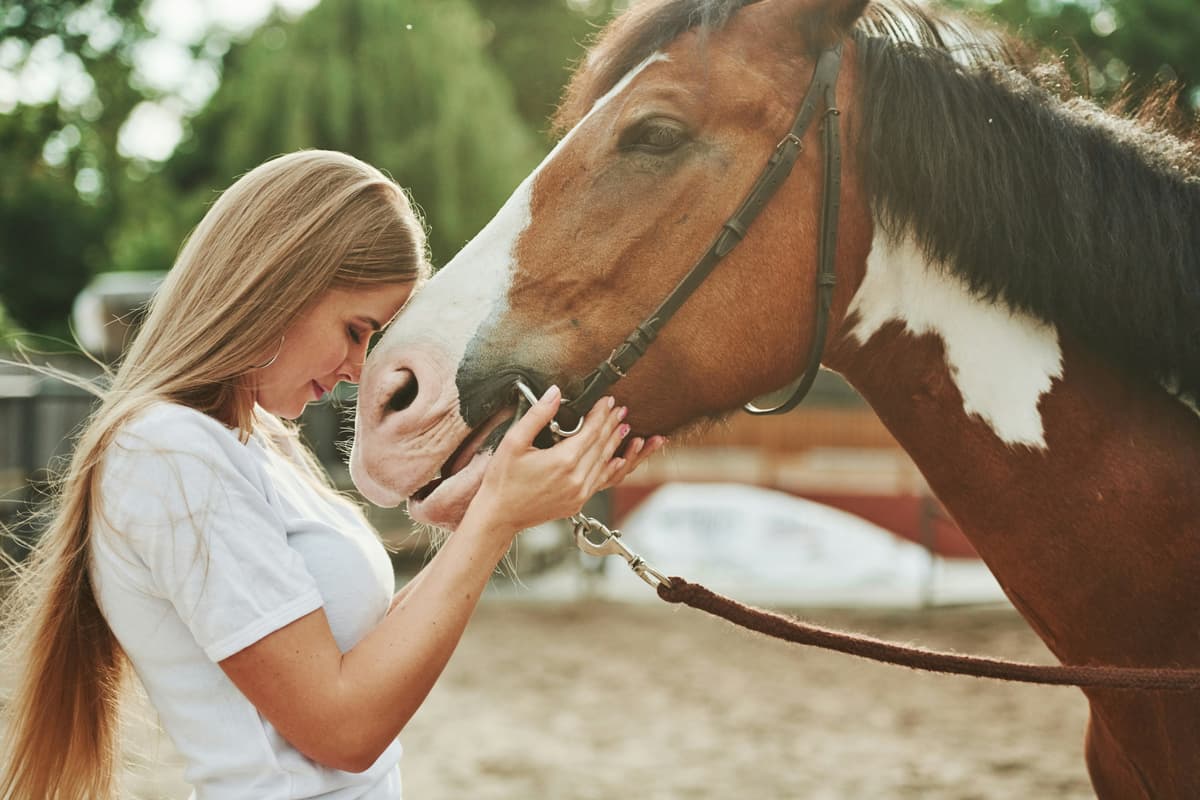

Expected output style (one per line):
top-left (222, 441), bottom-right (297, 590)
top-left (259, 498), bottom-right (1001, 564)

top-left (386, 371), bottom-right (419, 413)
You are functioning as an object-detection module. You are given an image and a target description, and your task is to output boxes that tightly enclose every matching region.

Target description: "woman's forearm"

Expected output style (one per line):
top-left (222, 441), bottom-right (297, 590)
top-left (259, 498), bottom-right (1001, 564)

top-left (388, 568), bottom-right (423, 612)
top-left (332, 508), bottom-right (513, 767)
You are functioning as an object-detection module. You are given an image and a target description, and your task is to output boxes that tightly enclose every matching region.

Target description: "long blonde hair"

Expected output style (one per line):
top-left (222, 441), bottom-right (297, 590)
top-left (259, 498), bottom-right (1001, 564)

top-left (0, 150), bottom-right (429, 800)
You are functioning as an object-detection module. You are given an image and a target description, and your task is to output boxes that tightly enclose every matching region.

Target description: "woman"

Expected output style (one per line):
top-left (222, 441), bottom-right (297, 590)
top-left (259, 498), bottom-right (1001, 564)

top-left (0, 150), bottom-right (662, 799)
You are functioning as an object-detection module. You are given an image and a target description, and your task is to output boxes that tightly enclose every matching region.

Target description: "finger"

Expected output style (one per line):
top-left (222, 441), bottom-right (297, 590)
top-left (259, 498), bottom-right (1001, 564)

top-left (597, 457), bottom-right (631, 492)
top-left (636, 435), bottom-right (666, 463)
top-left (602, 414), bottom-right (630, 462)
top-left (499, 384), bottom-right (562, 452)
top-left (560, 396), bottom-right (620, 455)
top-left (599, 435), bottom-right (665, 491)
top-left (584, 418), bottom-right (631, 488)
top-left (588, 405), bottom-right (629, 468)
top-left (597, 456), bottom-right (628, 489)
top-left (627, 435), bottom-right (665, 472)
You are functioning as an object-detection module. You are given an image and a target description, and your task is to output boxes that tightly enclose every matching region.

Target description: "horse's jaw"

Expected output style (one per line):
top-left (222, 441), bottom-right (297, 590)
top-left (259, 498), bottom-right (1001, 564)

top-left (405, 450), bottom-right (494, 530)
top-left (349, 406), bottom-right (500, 530)
top-left (349, 335), bottom-right (514, 530)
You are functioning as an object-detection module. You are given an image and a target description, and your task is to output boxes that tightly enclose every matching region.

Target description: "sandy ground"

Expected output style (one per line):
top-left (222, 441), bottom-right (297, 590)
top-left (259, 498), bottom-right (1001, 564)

top-left (116, 593), bottom-right (1095, 800)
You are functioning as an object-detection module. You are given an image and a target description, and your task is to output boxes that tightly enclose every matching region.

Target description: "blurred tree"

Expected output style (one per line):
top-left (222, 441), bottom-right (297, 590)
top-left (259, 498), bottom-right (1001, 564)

top-left (952, 0), bottom-right (1200, 113)
top-left (470, 0), bottom-right (619, 141)
top-left (0, 296), bottom-right (19, 342)
top-left (162, 0), bottom-right (543, 265)
top-left (0, 0), bottom-right (149, 338)
top-left (3, 0), bottom-right (1196, 341)
top-left (0, 106), bottom-right (106, 340)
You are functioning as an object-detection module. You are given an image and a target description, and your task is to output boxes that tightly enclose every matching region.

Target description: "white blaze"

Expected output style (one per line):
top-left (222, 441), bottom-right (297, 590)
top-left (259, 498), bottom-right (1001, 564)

top-left (847, 233), bottom-right (1063, 448)
top-left (382, 53), bottom-right (671, 367)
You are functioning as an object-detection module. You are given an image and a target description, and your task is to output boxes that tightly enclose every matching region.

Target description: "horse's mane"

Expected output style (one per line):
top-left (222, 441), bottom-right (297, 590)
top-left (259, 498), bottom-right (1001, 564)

top-left (558, 0), bottom-right (1200, 402)
top-left (856, 4), bottom-right (1200, 404)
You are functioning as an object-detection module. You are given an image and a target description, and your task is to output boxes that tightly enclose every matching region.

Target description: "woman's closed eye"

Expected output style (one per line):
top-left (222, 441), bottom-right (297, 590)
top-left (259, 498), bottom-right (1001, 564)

top-left (347, 315), bottom-right (385, 350)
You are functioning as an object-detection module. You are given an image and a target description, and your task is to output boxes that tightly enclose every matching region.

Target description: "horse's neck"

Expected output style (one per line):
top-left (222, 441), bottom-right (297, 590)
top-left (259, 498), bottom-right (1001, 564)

top-left (825, 234), bottom-right (1200, 666)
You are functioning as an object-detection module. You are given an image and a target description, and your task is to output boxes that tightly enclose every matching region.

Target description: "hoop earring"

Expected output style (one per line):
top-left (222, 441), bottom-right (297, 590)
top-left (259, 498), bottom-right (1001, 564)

top-left (252, 336), bottom-right (285, 370)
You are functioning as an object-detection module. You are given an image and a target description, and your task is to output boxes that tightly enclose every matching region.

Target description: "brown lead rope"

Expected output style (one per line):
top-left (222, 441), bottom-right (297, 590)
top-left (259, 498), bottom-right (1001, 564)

top-left (569, 514), bottom-right (1200, 691)
top-left (655, 577), bottom-right (1200, 691)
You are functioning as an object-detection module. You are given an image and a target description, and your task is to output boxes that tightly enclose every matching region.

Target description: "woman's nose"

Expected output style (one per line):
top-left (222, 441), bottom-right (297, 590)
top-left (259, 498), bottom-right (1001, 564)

top-left (341, 348), bottom-right (367, 384)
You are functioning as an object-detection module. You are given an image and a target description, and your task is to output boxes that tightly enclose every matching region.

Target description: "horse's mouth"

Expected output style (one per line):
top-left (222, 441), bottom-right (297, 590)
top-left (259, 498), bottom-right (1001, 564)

top-left (408, 407), bottom-right (515, 524)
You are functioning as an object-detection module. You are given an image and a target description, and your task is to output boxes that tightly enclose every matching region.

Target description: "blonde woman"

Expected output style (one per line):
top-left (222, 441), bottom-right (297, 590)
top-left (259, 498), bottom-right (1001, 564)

top-left (0, 150), bottom-right (660, 800)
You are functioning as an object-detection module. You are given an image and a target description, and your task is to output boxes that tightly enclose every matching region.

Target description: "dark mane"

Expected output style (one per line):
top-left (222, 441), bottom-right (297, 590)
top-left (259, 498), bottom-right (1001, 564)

top-left (856, 3), bottom-right (1200, 401)
top-left (560, 0), bottom-right (1200, 401)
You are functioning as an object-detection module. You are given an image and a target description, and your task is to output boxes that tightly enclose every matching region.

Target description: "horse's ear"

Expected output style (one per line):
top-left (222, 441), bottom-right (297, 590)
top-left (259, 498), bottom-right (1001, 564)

top-left (794, 0), bottom-right (870, 51)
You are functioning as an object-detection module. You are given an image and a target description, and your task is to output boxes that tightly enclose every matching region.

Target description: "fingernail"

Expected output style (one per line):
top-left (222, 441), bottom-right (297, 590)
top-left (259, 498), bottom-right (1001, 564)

top-left (618, 424), bottom-right (630, 438)
top-left (634, 438), bottom-right (645, 454)
top-left (617, 406), bottom-right (628, 421)
top-left (542, 384), bottom-right (560, 401)
top-left (606, 396), bottom-right (615, 409)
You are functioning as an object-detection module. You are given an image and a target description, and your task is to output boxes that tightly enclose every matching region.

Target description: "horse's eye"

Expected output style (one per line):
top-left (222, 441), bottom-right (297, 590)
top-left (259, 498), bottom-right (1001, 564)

top-left (621, 119), bottom-right (687, 154)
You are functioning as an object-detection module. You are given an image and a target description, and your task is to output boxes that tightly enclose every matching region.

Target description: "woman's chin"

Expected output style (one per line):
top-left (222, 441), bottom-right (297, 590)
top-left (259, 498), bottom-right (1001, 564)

top-left (251, 391), bottom-right (307, 420)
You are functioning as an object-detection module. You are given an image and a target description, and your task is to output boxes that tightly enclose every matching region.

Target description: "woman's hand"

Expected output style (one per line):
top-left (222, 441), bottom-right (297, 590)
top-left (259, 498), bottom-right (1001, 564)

top-left (600, 432), bottom-right (666, 491)
top-left (469, 386), bottom-right (638, 534)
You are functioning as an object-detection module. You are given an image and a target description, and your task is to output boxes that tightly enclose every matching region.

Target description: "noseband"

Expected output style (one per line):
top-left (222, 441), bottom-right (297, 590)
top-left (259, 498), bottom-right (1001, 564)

top-left (534, 43), bottom-right (845, 435)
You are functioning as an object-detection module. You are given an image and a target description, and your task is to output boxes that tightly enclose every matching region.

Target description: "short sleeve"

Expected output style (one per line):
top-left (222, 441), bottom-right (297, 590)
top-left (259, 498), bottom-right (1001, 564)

top-left (98, 408), bottom-right (324, 662)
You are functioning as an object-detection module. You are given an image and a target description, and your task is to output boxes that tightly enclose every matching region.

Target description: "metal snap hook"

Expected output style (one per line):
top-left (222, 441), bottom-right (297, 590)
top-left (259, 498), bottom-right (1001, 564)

top-left (570, 514), bottom-right (671, 590)
top-left (513, 379), bottom-right (585, 438)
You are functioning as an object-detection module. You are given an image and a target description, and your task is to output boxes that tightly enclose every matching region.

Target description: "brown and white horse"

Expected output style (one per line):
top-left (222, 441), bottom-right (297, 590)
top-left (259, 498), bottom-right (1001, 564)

top-left (350, 0), bottom-right (1200, 795)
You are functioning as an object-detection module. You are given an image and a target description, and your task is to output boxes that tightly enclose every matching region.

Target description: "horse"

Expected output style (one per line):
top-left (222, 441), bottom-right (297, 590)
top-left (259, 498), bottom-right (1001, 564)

top-left (348, 0), bottom-right (1200, 795)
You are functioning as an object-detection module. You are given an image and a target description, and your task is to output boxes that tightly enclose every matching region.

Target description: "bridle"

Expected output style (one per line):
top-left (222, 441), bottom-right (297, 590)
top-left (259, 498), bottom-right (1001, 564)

top-left (506, 41), bottom-right (1200, 692)
top-left (521, 43), bottom-right (846, 437)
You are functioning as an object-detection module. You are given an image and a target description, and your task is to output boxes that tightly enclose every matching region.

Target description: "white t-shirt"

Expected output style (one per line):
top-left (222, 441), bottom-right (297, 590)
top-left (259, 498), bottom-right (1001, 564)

top-left (90, 403), bottom-right (403, 800)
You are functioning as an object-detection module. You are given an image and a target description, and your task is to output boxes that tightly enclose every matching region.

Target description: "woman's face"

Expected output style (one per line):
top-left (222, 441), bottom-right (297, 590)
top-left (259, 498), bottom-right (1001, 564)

top-left (254, 283), bottom-right (414, 419)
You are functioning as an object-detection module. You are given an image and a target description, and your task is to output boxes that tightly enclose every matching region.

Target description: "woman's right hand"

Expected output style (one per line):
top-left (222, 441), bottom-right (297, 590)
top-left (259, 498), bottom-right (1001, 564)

top-left (469, 385), bottom-right (629, 535)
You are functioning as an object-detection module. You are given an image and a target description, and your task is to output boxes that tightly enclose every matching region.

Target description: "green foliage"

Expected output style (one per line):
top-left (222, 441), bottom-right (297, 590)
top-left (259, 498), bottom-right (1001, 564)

top-left (471, 0), bottom-right (620, 141)
top-left (1, 0), bottom-right (1197, 339)
top-left (0, 0), bottom-right (153, 338)
top-left (163, 0), bottom-right (544, 264)
top-left (0, 106), bottom-right (109, 339)
top-left (952, 0), bottom-right (1200, 111)
top-left (0, 296), bottom-right (20, 342)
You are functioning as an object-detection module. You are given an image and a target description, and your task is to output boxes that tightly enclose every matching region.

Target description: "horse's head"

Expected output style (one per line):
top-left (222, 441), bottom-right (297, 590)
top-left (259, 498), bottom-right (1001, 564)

top-left (351, 0), bottom-right (874, 526)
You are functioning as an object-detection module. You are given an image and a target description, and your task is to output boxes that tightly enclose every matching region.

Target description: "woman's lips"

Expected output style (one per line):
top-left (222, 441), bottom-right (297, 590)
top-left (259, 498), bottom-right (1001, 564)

top-left (311, 380), bottom-right (327, 401)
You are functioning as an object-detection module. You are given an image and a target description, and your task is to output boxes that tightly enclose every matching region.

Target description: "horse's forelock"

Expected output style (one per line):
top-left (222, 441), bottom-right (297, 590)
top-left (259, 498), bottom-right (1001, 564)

top-left (857, 3), bottom-right (1200, 402)
top-left (553, 0), bottom-right (760, 135)
top-left (552, 0), bottom-right (1016, 136)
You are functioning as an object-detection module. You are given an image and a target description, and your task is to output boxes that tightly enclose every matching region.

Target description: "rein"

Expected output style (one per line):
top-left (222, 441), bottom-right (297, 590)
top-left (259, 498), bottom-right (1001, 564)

top-left (572, 515), bottom-right (1200, 691)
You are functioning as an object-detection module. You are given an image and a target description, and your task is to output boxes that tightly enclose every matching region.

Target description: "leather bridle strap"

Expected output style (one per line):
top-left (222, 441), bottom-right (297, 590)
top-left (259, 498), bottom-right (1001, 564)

top-left (746, 50), bottom-right (842, 415)
top-left (559, 44), bottom-right (845, 427)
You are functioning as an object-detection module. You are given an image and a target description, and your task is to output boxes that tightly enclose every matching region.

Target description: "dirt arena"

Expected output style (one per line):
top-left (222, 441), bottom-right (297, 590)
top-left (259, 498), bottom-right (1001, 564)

top-left (119, 595), bottom-right (1095, 800)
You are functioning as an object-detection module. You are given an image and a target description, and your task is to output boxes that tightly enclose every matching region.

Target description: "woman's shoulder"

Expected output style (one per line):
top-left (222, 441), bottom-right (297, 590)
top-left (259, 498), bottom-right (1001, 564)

top-left (110, 401), bottom-right (248, 466)
top-left (98, 403), bottom-right (275, 524)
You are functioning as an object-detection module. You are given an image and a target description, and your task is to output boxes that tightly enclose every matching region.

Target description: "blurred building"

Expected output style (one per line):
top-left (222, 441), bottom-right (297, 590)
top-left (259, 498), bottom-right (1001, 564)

top-left (71, 271), bottom-right (166, 361)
